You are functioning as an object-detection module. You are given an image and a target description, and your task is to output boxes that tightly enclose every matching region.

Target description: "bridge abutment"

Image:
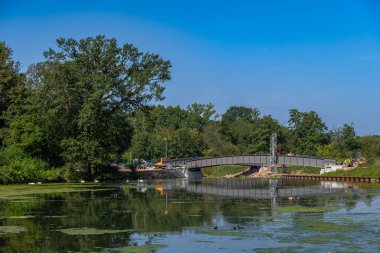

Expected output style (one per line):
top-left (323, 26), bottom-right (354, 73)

top-left (174, 168), bottom-right (203, 179)
top-left (187, 169), bottom-right (203, 180)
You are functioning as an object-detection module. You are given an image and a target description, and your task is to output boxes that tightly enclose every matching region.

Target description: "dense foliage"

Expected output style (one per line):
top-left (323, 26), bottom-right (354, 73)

top-left (0, 36), bottom-right (377, 183)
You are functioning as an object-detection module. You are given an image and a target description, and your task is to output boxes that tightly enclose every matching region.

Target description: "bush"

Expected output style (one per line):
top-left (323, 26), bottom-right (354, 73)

top-left (42, 166), bottom-right (76, 182)
top-left (0, 146), bottom-right (75, 184)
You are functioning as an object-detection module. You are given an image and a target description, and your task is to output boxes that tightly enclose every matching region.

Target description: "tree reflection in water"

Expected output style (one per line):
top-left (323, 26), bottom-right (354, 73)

top-left (0, 179), bottom-right (379, 252)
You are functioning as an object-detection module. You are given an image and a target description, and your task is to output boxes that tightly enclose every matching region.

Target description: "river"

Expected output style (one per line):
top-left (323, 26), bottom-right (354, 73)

top-left (0, 178), bottom-right (380, 252)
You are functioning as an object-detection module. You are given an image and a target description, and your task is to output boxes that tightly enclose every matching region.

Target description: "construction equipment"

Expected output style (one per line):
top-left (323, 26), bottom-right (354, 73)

top-left (154, 157), bottom-right (171, 169)
top-left (343, 157), bottom-right (367, 168)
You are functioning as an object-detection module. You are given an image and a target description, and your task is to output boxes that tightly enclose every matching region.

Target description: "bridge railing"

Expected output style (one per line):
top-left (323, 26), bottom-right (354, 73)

top-left (181, 154), bottom-right (336, 169)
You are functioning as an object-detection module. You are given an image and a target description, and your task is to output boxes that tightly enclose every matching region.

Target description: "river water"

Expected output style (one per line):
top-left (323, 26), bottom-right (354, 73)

top-left (1, 178), bottom-right (380, 252)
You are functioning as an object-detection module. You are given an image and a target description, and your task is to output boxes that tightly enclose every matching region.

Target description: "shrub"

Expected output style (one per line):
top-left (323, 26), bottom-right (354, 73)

top-left (0, 145), bottom-right (75, 184)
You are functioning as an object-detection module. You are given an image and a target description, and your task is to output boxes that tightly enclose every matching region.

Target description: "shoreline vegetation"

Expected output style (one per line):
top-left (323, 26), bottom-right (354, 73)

top-left (201, 164), bottom-right (380, 179)
top-left (1, 36), bottom-right (380, 185)
top-left (323, 164), bottom-right (380, 178)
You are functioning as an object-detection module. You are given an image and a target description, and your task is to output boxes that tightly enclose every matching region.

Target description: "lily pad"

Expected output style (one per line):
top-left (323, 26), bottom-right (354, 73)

top-left (58, 227), bottom-right (134, 235)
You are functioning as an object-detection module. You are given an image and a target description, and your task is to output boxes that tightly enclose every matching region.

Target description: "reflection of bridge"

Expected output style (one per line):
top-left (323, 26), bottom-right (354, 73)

top-left (185, 179), bottom-right (344, 200)
top-left (171, 155), bottom-right (336, 177)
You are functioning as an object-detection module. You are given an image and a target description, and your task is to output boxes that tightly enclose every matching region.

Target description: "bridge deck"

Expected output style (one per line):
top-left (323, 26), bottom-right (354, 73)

top-left (171, 155), bottom-right (336, 170)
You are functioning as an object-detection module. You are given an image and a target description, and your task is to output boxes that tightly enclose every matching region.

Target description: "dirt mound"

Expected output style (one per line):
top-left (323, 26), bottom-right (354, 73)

top-left (249, 167), bottom-right (272, 178)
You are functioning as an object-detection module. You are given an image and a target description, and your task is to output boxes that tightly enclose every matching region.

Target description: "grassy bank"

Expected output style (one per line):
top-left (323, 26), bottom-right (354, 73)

top-left (278, 166), bottom-right (321, 175)
top-left (323, 160), bottom-right (380, 178)
top-left (324, 167), bottom-right (380, 178)
top-left (202, 165), bottom-right (248, 177)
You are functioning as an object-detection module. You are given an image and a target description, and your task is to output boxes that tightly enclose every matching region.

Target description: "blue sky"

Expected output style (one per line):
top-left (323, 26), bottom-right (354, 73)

top-left (1, 0), bottom-right (380, 135)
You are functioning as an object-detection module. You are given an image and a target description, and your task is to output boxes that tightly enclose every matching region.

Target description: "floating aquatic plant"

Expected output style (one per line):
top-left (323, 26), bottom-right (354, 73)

top-left (277, 205), bottom-right (341, 213)
top-left (100, 244), bottom-right (166, 253)
top-left (0, 226), bottom-right (26, 234)
top-left (57, 227), bottom-right (134, 235)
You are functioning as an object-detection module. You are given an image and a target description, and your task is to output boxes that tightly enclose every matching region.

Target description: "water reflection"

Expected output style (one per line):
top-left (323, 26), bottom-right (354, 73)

top-left (0, 179), bottom-right (379, 252)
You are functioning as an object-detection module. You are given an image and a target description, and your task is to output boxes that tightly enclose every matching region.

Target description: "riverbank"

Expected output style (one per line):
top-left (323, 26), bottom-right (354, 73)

top-left (281, 174), bottom-right (380, 183)
top-left (200, 165), bottom-right (322, 179)
top-left (323, 166), bottom-right (380, 178)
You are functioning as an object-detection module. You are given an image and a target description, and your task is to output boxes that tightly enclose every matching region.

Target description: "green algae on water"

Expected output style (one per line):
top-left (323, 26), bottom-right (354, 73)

top-left (57, 227), bottom-right (134, 235)
top-left (0, 183), bottom-right (116, 199)
top-left (196, 229), bottom-right (248, 237)
top-left (255, 246), bottom-right (305, 253)
top-left (100, 244), bottom-right (166, 253)
top-left (0, 215), bottom-right (35, 219)
top-left (0, 226), bottom-right (26, 234)
top-left (305, 221), bottom-right (350, 232)
top-left (42, 215), bottom-right (68, 218)
top-left (277, 205), bottom-right (341, 213)
top-left (122, 184), bottom-right (161, 189)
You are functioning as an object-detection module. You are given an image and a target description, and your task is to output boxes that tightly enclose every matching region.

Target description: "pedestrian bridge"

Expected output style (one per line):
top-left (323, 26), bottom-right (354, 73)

top-left (171, 155), bottom-right (336, 171)
top-left (185, 181), bottom-right (344, 200)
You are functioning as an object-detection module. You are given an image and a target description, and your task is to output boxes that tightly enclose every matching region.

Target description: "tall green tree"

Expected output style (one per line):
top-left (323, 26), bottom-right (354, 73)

top-left (185, 103), bottom-right (217, 130)
top-left (359, 135), bottom-right (380, 160)
top-left (332, 124), bottom-right (361, 157)
top-left (220, 106), bottom-right (285, 154)
top-left (129, 104), bottom-right (216, 160)
top-left (0, 42), bottom-right (26, 146)
top-left (202, 123), bottom-right (239, 156)
top-left (9, 36), bottom-right (171, 177)
top-left (171, 128), bottom-right (204, 157)
top-left (288, 109), bottom-right (328, 156)
top-left (221, 106), bottom-right (260, 144)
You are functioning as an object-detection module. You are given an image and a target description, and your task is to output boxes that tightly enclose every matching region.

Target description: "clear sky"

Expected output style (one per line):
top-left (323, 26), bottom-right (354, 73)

top-left (1, 0), bottom-right (380, 135)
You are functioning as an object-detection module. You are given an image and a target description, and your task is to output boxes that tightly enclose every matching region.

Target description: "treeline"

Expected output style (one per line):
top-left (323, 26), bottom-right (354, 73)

top-left (129, 105), bottom-right (378, 161)
top-left (0, 36), bottom-right (379, 183)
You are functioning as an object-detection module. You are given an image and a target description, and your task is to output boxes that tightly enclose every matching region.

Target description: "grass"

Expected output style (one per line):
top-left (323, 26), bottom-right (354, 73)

top-left (201, 165), bottom-right (248, 177)
top-left (277, 205), bottom-right (341, 213)
top-left (278, 166), bottom-right (321, 175)
top-left (323, 162), bottom-right (380, 178)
